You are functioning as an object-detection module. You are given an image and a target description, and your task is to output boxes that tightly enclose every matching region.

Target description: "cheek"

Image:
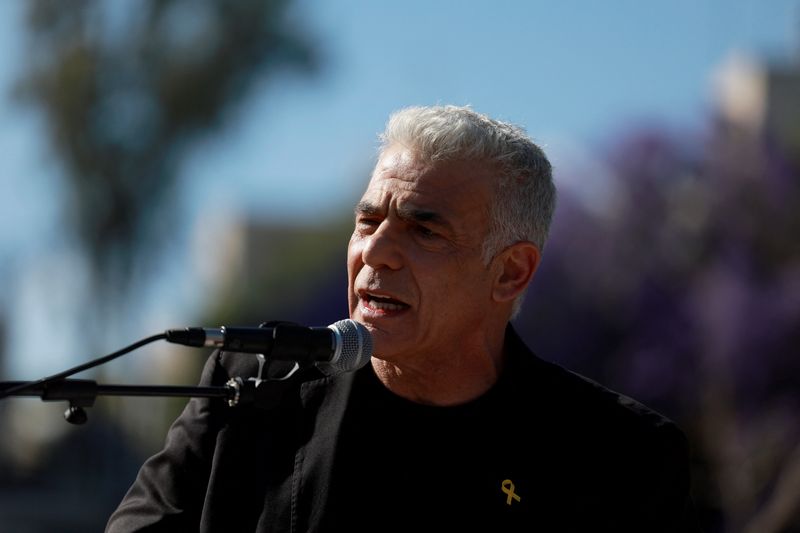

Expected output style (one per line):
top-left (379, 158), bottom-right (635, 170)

top-left (346, 260), bottom-right (359, 315)
top-left (347, 235), bottom-right (359, 259)
top-left (423, 259), bottom-right (491, 305)
top-left (346, 238), bottom-right (363, 286)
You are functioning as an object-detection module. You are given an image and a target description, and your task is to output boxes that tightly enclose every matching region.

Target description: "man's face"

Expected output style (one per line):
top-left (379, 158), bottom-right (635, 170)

top-left (347, 144), bottom-right (498, 366)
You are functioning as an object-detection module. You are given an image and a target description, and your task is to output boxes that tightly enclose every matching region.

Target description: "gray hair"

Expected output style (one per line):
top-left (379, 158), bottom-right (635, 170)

top-left (378, 105), bottom-right (557, 316)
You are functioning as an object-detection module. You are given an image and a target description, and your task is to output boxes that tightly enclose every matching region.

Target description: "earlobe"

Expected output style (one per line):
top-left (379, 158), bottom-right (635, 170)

top-left (492, 242), bottom-right (541, 304)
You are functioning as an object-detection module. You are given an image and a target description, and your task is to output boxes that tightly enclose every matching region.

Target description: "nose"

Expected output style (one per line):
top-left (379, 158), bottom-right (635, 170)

top-left (360, 221), bottom-right (404, 270)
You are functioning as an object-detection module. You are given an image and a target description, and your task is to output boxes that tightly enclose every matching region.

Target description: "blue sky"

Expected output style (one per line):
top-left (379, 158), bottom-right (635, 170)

top-left (0, 0), bottom-right (798, 377)
top-left (186, 0), bottom-right (800, 217)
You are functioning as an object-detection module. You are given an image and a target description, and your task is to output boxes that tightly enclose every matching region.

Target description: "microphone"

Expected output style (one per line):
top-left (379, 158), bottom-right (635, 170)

top-left (164, 319), bottom-right (373, 376)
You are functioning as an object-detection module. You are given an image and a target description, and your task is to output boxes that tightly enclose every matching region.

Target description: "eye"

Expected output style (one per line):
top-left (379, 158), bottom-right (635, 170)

top-left (355, 216), bottom-right (380, 233)
top-left (415, 225), bottom-right (437, 238)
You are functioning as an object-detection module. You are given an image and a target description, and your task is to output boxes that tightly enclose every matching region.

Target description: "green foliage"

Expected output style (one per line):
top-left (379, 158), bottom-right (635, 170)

top-left (17, 0), bottom-right (317, 296)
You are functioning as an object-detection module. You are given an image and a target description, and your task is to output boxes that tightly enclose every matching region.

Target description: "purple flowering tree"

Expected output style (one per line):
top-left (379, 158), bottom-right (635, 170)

top-left (518, 119), bottom-right (800, 532)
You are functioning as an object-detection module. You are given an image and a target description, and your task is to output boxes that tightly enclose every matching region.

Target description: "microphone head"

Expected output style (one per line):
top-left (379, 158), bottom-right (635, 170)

top-left (318, 319), bottom-right (373, 376)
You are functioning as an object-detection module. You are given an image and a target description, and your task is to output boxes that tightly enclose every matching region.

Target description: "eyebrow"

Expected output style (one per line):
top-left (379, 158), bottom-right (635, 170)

top-left (355, 201), bottom-right (454, 232)
top-left (354, 201), bottom-right (381, 217)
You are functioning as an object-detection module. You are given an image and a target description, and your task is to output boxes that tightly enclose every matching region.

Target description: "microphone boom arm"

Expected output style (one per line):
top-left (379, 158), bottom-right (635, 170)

top-left (0, 377), bottom-right (282, 425)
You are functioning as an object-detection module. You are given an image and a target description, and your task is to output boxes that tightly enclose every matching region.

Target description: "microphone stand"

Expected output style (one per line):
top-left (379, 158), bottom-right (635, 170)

top-left (0, 327), bottom-right (316, 425)
top-left (0, 375), bottom-right (292, 425)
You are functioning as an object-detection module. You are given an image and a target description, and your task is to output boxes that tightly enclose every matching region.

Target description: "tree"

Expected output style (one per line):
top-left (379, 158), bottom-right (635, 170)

top-left (519, 118), bottom-right (800, 531)
top-left (16, 0), bottom-right (318, 327)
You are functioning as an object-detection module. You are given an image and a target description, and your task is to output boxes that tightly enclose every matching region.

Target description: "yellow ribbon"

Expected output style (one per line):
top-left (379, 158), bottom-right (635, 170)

top-left (501, 479), bottom-right (521, 505)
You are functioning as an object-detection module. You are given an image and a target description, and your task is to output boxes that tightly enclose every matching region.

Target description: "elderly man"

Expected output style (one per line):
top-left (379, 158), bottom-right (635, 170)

top-left (107, 105), bottom-right (699, 532)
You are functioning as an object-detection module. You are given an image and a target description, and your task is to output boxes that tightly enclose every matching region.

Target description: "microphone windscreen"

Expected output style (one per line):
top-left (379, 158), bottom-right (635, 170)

top-left (317, 319), bottom-right (373, 376)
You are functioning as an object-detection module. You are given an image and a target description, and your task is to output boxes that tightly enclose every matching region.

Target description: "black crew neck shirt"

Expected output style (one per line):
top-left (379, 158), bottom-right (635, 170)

top-left (321, 365), bottom-right (529, 532)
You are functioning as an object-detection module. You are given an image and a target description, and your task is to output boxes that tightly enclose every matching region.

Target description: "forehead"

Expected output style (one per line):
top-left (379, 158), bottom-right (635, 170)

top-left (361, 145), bottom-right (494, 216)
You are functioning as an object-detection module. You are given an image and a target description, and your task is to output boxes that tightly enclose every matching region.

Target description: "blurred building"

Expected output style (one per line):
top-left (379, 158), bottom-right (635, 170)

top-left (714, 52), bottom-right (800, 156)
top-left (191, 209), bottom-right (353, 328)
top-left (0, 316), bottom-right (5, 380)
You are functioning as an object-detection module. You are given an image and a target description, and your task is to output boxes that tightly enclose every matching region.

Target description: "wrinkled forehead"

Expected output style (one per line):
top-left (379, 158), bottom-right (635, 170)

top-left (368, 144), bottom-right (494, 195)
top-left (360, 144), bottom-right (495, 224)
top-left (371, 145), bottom-right (429, 183)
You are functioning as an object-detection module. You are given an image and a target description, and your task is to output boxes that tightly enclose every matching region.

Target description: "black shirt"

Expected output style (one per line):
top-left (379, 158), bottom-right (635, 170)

top-left (322, 365), bottom-right (533, 532)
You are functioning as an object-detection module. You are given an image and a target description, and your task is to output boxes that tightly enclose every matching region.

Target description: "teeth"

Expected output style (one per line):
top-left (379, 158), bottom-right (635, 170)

top-left (369, 299), bottom-right (405, 311)
top-left (364, 293), bottom-right (407, 311)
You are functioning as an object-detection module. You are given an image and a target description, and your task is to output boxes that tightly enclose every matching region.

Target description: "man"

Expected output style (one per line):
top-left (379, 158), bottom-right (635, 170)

top-left (107, 105), bottom-right (699, 532)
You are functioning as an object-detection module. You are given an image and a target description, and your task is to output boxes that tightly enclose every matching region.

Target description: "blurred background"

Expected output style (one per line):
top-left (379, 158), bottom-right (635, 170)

top-left (0, 0), bottom-right (798, 531)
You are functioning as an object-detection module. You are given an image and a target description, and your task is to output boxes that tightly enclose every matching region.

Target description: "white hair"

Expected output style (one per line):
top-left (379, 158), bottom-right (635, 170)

top-left (379, 105), bottom-right (557, 316)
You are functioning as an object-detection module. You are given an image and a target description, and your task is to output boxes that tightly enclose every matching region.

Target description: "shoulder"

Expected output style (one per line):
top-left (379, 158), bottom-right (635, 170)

top-left (507, 325), bottom-right (678, 425)
top-left (546, 359), bottom-right (680, 438)
top-left (504, 327), bottom-right (697, 528)
top-left (504, 324), bottom-right (690, 467)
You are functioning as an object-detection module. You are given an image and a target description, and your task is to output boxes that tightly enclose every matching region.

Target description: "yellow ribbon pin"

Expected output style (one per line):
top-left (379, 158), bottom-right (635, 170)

top-left (501, 479), bottom-right (521, 505)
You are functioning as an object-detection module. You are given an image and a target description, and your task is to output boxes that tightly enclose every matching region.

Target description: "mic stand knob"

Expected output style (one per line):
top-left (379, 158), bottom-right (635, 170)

top-left (64, 404), bottom-right (89, 425)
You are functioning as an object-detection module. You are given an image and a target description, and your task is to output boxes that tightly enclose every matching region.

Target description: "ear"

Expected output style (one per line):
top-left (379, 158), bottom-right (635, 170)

top-left (491, 242), bottom-right (541, 304)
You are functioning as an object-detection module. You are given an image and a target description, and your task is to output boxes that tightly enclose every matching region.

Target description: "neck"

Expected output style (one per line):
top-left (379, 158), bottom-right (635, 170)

top-left (369, 330), bottom-right (507, 407)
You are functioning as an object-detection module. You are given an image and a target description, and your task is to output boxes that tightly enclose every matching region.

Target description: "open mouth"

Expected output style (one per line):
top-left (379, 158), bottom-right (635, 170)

top-left (361, 292), bottom-right (410, 312)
